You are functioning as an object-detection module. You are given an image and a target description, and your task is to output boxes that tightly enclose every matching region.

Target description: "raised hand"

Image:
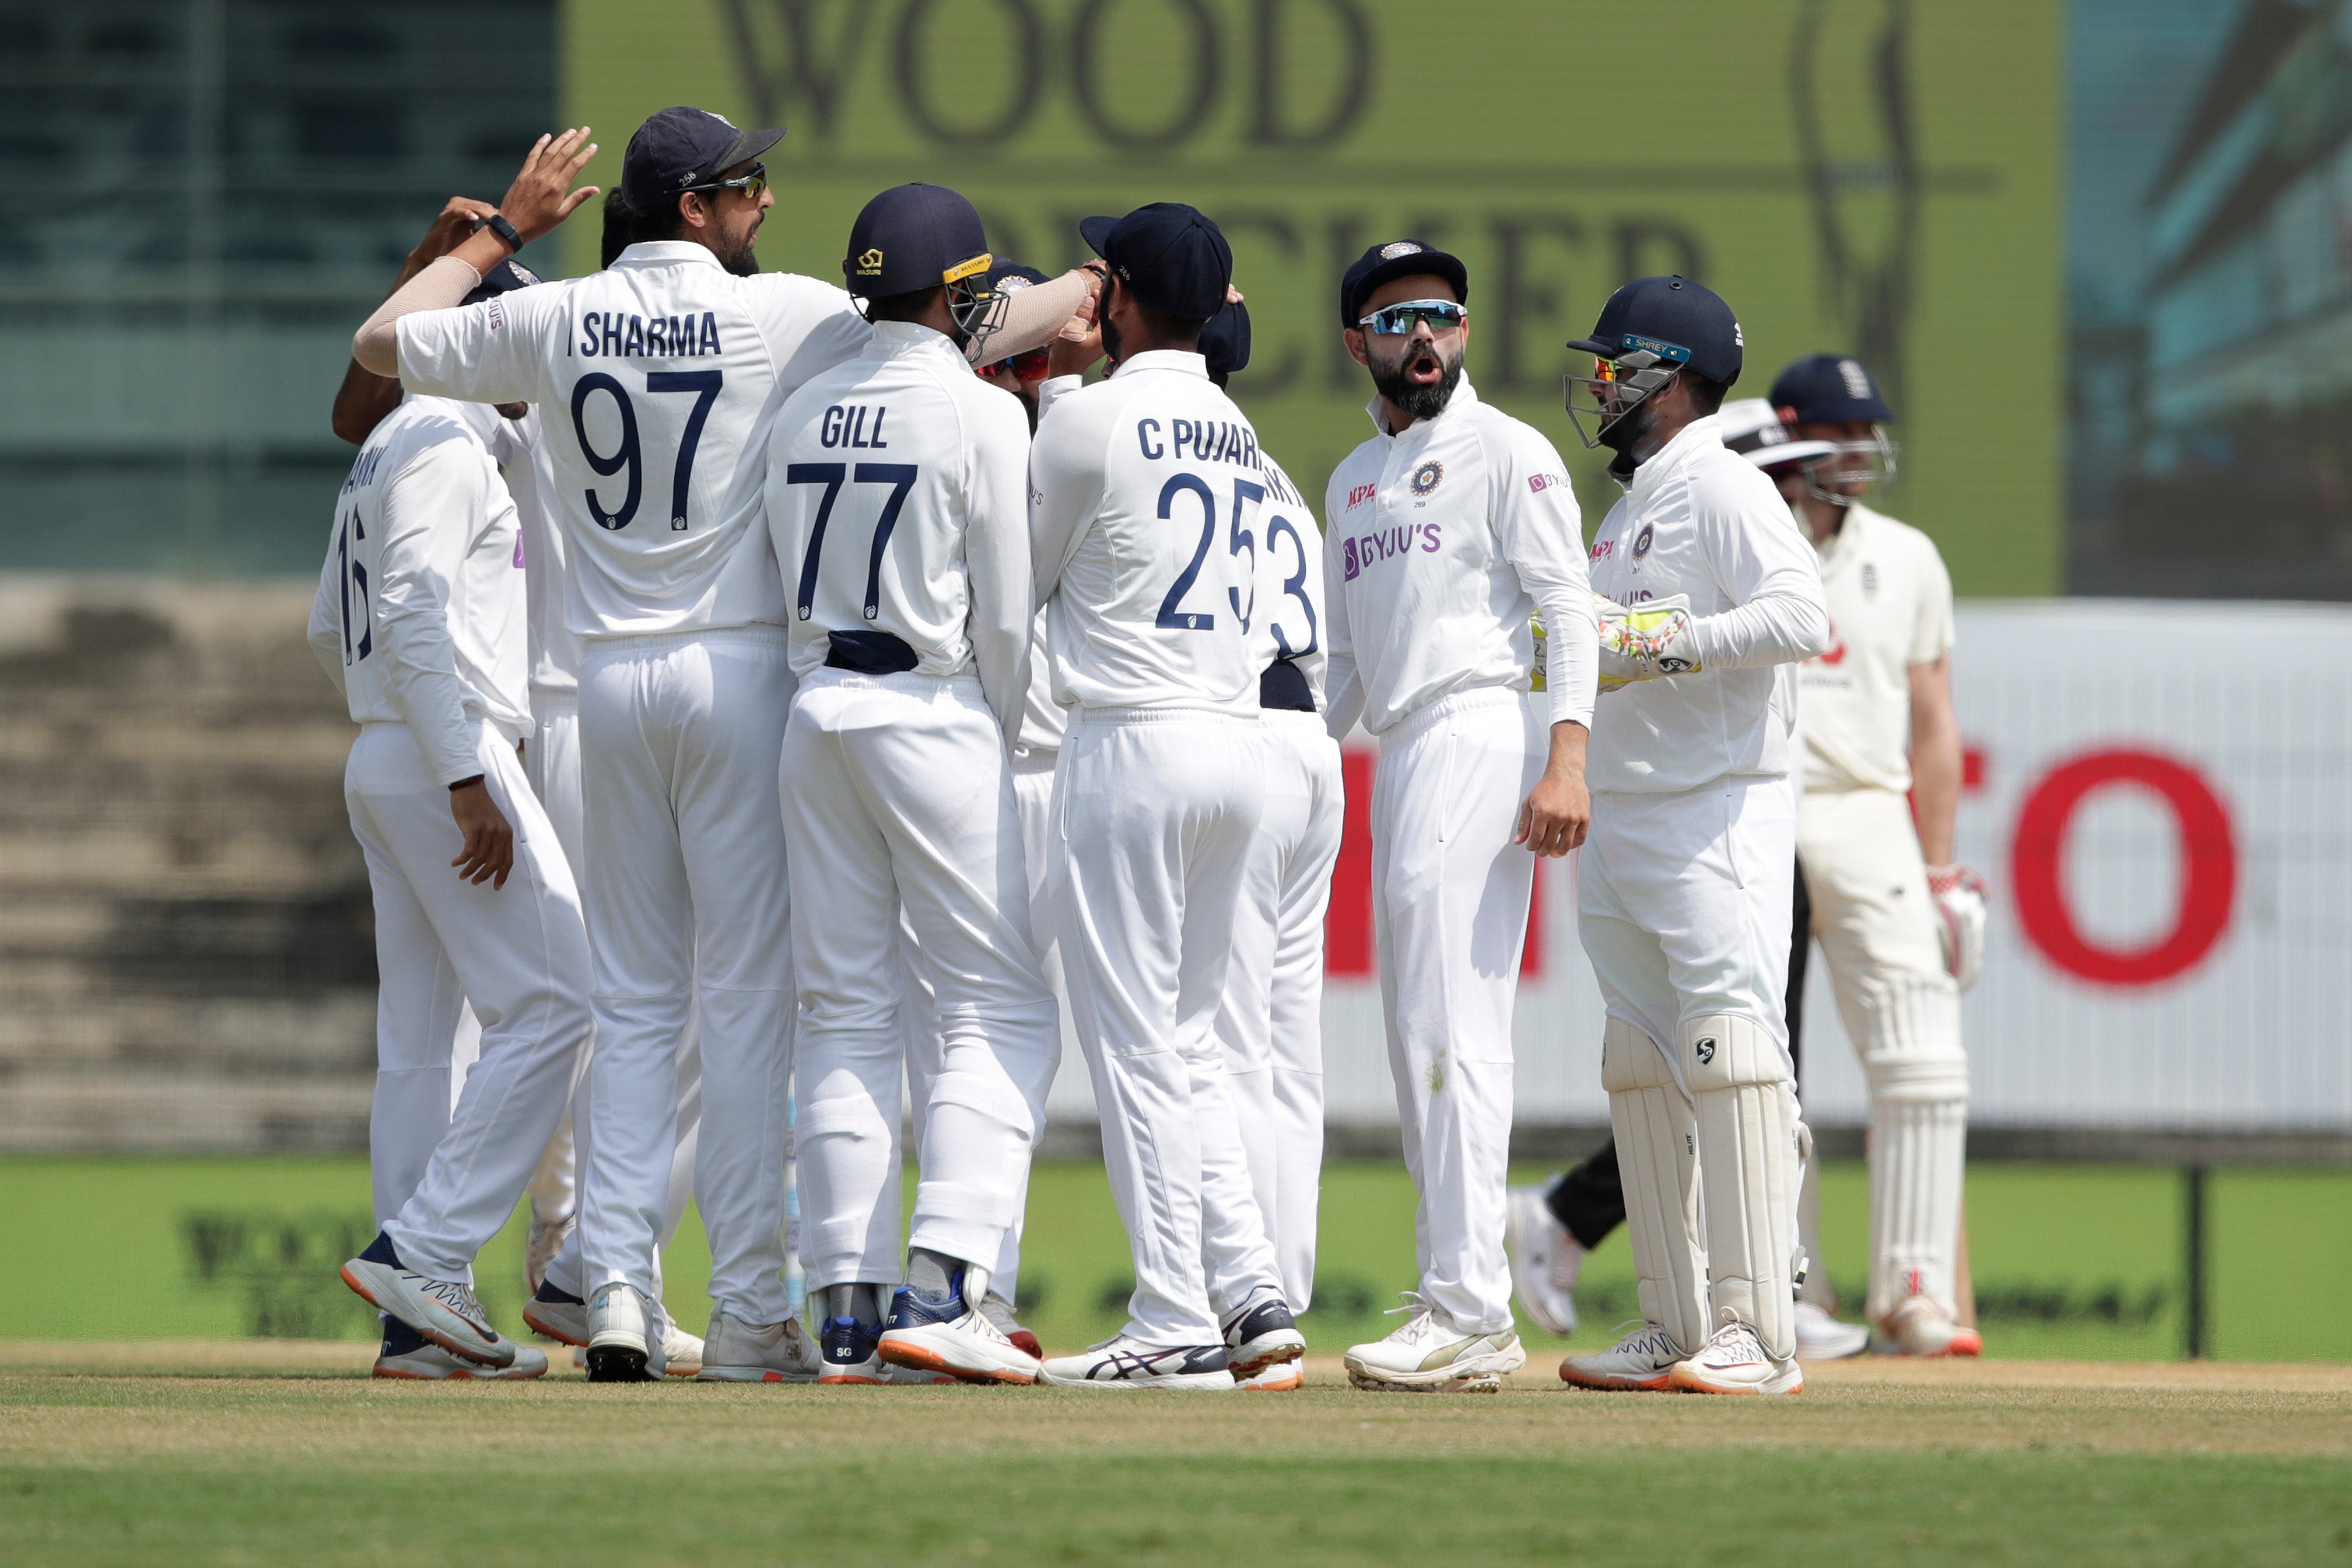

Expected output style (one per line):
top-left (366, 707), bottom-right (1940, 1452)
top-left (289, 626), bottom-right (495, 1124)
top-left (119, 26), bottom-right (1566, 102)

top-left (497, 128), bottom-right (601, 243)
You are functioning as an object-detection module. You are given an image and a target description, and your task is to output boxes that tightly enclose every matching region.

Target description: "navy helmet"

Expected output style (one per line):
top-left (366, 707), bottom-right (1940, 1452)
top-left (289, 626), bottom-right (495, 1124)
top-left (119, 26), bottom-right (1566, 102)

top-left (1770, 353), bottom-right (1897, 425)
top-left (1563, 275), bottom-right (1743, 451)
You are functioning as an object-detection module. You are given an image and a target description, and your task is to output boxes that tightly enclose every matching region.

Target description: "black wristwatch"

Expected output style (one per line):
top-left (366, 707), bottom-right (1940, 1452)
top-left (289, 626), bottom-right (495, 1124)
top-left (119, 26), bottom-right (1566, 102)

top-left (482, 213), bottom-right (523, 254)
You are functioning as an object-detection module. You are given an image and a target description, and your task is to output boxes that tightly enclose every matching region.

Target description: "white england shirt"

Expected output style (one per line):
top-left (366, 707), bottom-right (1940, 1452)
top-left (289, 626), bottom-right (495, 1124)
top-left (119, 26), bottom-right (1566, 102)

top-left (1799, 502), bottom-right (1955, 795)
top-left (1318, 377), bottom-right (1596, 737)
top-left (1028, 350), bottom-right (1266, 714)
top-left (1585, 414), bottom-right (1831, 795)
top-left (766, 320), bottom-right (1035, 742)
top-left (306, 397), bottom-right (530, 786)
top-left (392, 242), bottom-right (873, 642)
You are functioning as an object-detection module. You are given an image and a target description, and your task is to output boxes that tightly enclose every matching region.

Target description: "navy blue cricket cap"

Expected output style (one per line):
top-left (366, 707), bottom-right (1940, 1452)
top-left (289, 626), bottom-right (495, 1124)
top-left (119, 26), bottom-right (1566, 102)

top-left (1339, 240), bottom-right (1469, 329)
top-left (844, 183), bottom-right (991, 299)
top-left (462, 258), bottom-right (541, 307)
top-left (1569, 275), bottom-right (1744, 385)
top-left (1079, 204), bottom-right (1232, 321)
top-left (620, 106), bottom-right (783, 218)
top-left (1770, 353), bottom-right (1896, 423)
top-left (1200, 299), bottom-right (1251, 378)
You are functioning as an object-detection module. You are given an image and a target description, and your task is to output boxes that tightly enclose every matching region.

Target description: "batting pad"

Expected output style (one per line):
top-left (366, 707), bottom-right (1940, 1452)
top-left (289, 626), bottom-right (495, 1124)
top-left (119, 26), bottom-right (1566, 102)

top-left (1684, 1013), bottom-right (1803, 1361)
top-left (1852, 973), bottom-right (1968, 1321)
top-left (1601, 1018), bottom-right (1708, 1357)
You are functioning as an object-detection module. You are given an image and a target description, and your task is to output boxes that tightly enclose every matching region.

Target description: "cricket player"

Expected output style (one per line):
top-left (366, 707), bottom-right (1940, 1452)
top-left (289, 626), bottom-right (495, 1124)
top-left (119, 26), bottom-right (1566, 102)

top-left (1029, 204), bottom-right (1289, 1390)
top-left (1321, 240), bottom-right (1599, 1394)
top-left (1771, 353), bottom-right (1984, 1357)
top-left (767, 183), bottom-right (1057, 1387)
top-left (1558, 275), bottom-right (1831, 1397)
top-left (310, 261), bottom-right (587, 1379)
top-left (348, 114), bottom-right (1094, 1382)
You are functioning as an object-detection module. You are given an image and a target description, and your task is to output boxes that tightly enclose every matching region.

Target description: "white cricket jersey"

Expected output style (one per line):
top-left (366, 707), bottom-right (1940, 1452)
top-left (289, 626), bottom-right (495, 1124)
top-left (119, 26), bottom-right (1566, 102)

top-left (484, 407), bottom-right (580, 698)
top-left (1319, 377), bottom-right (1596, 738)
top-left (305, 397), bottom-right (530, 787)
top-left (1028, 350), bottom-right (1264, 714)
top-left (392, 242), bottom-right (872, 642)
top-left (1251, 452), bottom-right (1329, 708)
top-left (1585, 413), bottom-right (1831, 794)
top-left (1015, 609), bottom-right (1069, 753)
top-left (766, 320), bottom-right (1034, 735)
top-left (1799, 502), bottom-right (1955, 795)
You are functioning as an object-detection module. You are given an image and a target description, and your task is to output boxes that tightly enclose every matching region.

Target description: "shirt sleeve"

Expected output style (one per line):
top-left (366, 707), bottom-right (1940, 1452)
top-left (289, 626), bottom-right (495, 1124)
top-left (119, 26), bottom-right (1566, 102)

top-left (963, 382), bottom-right (1036, 752)
top-left (394, 288), bottom-right (557, 408)
top-left (375, 437), bottom-right (494, 785)
top-left (1909, 533), bottom-right (1957, 665)
top-left (1687, 462), bottom-right (1833, 670)
top-left (1491, 423), bottom-right (1597, 728)
top-left (1035, 374), bottom-right (1083, 424)
top-left (1318, 464), bottom-right (1366, 738)
top-left (753, 275), bottom-right (876, 397)
top-left (307, 532), bottom-right (348, 699)
top-left (1027, 386), bottom-right (1111, 606)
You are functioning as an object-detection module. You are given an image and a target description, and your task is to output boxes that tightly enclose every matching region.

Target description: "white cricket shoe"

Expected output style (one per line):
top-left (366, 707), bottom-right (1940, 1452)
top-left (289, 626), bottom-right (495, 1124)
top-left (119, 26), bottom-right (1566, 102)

top-left (1559, 1321), bottom-right (1686, 1391)
top-left (981, 1291), bottom-right (1043, 1359)
top-left (524, 1214), bottom-right (574, 1296)
top-left (374, 1320), bottom-right (548, 1380)
top-left (879, 1275), bottom-right (1042, 1386)
top-left (585, 1282), bottom-right (669, 1382)
top-left (1236, 1360), bottom-right (1304, 1391)
top-left (1220, 1286), bottom-right (1306, 1380)
top-left (1872, 1295), bottom-right (1984, 1358)
top-left (1504, 1184), bottom-right (1583, 1336)
top-left (1343, 1292), bottom-right (1525, 1394)
top-left (339, 1232), bottom-right (515, 1368)
top-left (1669, 1314), bottom-right (1804, 1396)
top-left (660, 1321), bottom-right (706, 1379)
top-left (1795, 1300), bottom-right (1870, 1360)
top-left (1039, 1335), bottom-right (1235, 1390)
top-left (696, 1311), bottom-right (822, 1382)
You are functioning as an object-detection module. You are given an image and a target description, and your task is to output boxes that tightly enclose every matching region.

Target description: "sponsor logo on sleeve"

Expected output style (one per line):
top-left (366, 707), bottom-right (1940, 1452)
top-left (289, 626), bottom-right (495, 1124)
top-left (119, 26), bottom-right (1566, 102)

top-left (1528, 472), bottom-right (1568, 493)
top-left (1345, 482), bottom-right (1377, 510)
top-left (484, 297), bottom-right (505, 331)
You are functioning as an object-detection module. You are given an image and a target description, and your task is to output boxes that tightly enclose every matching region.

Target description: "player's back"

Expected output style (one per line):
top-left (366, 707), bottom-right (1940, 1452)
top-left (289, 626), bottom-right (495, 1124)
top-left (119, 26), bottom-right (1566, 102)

top-left (1250, 452), bottom-right (1328, 708)
top-left (1031, 352), bottom-right (1264, 714)
top-left (767, 320), bottom-right (1031, 680)
top-left (394, 241), bottom-right (872, 642)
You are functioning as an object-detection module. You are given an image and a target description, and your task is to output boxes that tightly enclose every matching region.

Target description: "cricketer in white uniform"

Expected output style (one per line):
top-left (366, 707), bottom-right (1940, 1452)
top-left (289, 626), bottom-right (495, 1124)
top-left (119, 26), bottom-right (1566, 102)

top-left (1320, 241), bottom-right (1599, 1394)
top-left (309, 369), bottom-right (588, 1380)
top-left (1030, 205), bottom-right (1289, 1390)
top-left (767, 183), bottom-right (1057, 1387)
top-left (1557, 276), bottom-right (1831, 1396)
top-left (1770, 352), bottom-right (1983, 1357)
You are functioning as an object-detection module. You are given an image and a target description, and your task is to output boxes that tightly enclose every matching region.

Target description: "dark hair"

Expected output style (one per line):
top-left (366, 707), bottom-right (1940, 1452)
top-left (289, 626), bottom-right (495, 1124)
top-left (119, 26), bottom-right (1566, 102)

top-left (863, 285), bottom-right (944, 325)
top-left (1683, 369), bottom-right (1731, 416)
top-left (599, 190), bottom-right (639, 268)
top-left (635, 191), bottom-right (690, 244)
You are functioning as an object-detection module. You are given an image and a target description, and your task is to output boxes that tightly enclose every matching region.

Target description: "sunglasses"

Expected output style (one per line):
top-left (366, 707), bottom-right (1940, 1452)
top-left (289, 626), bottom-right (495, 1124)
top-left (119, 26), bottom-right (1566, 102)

top-left (1359, 299), bottom-right (1467, 336)
top-left (687, 162), bottom-right (767, 202)
top-left (1004, 348), bottom-right (1051, 382)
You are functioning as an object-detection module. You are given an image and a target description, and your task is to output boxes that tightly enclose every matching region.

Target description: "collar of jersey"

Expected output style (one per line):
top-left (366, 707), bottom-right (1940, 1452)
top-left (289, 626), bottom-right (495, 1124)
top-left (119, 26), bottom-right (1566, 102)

top-left (1110, 350), bottom-right (1208, 379)
top-left (1626, 411), bottom-right (1726, 506)
top-left (1813, 499), bottom-right (1879, 567)
top-left (865, 318), bottom-right (964, 360)
top-left (1364, 372), bottom-right (1480, 441)
top-left (612, 240), bottom-right (726, 270)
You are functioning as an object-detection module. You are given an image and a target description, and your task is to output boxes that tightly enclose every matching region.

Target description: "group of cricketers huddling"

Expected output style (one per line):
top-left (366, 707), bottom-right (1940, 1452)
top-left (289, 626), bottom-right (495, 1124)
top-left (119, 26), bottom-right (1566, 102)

top-left (311, 104), bottom-right (1988, 1396)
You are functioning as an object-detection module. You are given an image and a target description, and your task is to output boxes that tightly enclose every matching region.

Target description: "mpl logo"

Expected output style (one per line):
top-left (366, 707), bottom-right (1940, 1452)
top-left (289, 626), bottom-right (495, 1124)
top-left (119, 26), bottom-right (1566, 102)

top-left (1345, 482), bottom-right (1377, 511)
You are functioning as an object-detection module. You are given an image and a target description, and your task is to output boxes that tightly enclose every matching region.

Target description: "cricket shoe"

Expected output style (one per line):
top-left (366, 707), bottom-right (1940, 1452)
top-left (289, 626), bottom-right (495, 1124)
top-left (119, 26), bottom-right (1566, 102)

top-left (1039, 1337), bottom-right (1235, 1390)
top-left (981, 1291), bottom-right (1043, 1359)
top-left (879, 1271), bottom-right (1042, 1385)
top-left (523, 1280), bottom-right (589, 1347)
top-left (1343, 1291), bottom-right (1524, 1393)
top-left (1220, 1286), bottom-right (1306, 1379)
top-left (888, 1363), bottom-right (960, 1385)
top-left (585, 1282), bottom-right (669, 1382)
top-left (1795, 1301), bottom-right (1870, 1361)
top-left (340, 1232), bottom-right (514, 1368)
top-left (697, 1311), bottom-right (820, 1383)
top-left (374, 1318), bottom-right (548, 1381)
top-left (1872, 1294), bottom-right (1984, 1358)
top-left (1668, 1313), bottom-right (1804, 1396)
top-left (1236, 1360), bottom-right (1304, 1391)
top-left (1504, 1183), bottom-right (1583, 1336)
top-left (1559, 1321), bottom-right (1687, 1391)
top-left (818, 1314), bottom-right (888, 1384)
top-left (524, 1214), bottom-right (574, 1296)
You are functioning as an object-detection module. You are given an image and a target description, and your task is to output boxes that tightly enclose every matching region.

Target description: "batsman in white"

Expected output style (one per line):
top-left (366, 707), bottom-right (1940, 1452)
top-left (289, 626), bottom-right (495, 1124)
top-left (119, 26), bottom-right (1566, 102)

top-left (350, 113), bottom-right (1094, 1381)
top-left (1321, 241), bottom-right (1598, 1394)
top-left (1029, 204), bottom-right (1289, 1390)
top-left (1767, 354), bottom-right (1984, 1358)
top-left (310, 259), bottom-right (588, 1380)
top-left (1557, 275), bottom-right (1831, 1397)
top-left (766, 183), bottom-right (1058, 1388)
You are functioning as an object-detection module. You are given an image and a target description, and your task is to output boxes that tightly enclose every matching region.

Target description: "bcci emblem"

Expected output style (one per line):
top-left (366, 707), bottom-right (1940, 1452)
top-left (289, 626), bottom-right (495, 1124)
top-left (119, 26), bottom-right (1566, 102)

top-left (1410, 461), bottom-right (1443, 496)
top-left (856, 248), bottom-right (885, 273)
top-left (1632, 522), bottom-right (1654, 560)
top-left (1695, 1036), bottom-right (1717, 1065)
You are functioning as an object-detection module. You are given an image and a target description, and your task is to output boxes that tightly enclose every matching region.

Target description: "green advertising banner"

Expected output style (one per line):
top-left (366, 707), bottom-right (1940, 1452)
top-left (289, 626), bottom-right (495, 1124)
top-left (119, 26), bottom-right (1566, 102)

top-left (565, 0), bottom-right (2059, 593)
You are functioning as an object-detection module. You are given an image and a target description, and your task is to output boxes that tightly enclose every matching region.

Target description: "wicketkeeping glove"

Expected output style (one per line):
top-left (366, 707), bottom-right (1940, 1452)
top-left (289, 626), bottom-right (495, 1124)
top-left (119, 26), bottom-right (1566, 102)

top-left (1926, 863), bottom-right (1988, 991)
top-left (1595, 593), bottom-right (1704, 692)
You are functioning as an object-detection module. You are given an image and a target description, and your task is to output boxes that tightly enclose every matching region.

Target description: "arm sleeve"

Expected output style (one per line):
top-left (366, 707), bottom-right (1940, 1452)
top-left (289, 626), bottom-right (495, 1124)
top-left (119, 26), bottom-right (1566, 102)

top-left (307, 540), bottom-right (348, 699)
top-left (972, 272), bottom-right (1092, 368)
top-left (1688, 467), bottom-right (1833, 670)
top-left (760, 277), bottom-right (876, 393)
top-left (375, 441), bottom-right (492, 785)
top-left (1910, 537), bottom-right (1957, 664)
top-left (1492, 426), bottom-right (1597, 728)
top-left (393, 287), bottom-right (554, 407)
top-left (1318, 467), bottom-right (1365, 738)
top-left (353, 255), bottom-right (482, 375)
top-left (1034, 374), bottom-right (1084, 424)
top-left (964, 388), bottom-right (1036, 751)
top-left (1027, 391), bottom-right (1109, 606)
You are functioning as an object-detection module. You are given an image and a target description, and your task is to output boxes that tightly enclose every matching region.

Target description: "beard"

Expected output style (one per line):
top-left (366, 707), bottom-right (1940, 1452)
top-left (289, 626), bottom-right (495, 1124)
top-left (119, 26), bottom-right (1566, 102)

top-left (714, 224), bottom-right (761, 277)
top-left (1369, 337), bottom-right (1463, 420)
top-left (1099, 309), bottom-right (1125, 367)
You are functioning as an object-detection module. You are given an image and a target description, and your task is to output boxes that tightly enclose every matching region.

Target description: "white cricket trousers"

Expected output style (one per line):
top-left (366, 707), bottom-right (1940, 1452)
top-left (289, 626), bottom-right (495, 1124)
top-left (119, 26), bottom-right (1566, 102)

top-left (1371, 689), bottom-right (1542, 1337)
top-left (525, 694), bottom-right (702, 1303)
top-left (577, 629), bottom-right (796, 1325)
top-left (781, 669), bottom-right (1059, 1292)
top-left (1216, 708), bottom-right (1343, 1311)
top-left (1056, 708), bottom-right (1279, 1346)
top-left (1797, 785), bottom-right (1969, 1321)
top-left (346, 721), bottom-right (591, 1282)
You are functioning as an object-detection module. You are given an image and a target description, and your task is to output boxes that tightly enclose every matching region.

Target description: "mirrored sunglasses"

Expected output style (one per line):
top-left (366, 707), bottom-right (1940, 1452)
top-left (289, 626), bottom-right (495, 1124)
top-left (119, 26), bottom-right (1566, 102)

top-left (1359, 299), bottom-right (1467, 336)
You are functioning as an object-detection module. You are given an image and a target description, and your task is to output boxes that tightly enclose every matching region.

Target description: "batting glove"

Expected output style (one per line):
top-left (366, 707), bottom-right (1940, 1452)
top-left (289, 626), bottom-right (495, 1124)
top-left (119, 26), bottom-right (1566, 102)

top-left (1926, 863), bottom-right (1988, 991)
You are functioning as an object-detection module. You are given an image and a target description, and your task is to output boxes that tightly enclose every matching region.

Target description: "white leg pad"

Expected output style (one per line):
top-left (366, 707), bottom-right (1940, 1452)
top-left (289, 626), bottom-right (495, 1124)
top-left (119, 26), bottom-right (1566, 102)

top-left (1684, 1013), bottom-right (1803, 1360)
top-left (1851, 972), bottom-right (1969, 1322)
top-left (1601, 1018), bottom-right (1707, 1357)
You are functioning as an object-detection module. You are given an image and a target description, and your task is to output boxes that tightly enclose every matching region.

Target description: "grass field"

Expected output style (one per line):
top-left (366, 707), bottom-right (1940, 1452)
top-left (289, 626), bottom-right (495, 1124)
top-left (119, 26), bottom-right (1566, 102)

top-left (2, 1347), bottom-right (2349, 1566)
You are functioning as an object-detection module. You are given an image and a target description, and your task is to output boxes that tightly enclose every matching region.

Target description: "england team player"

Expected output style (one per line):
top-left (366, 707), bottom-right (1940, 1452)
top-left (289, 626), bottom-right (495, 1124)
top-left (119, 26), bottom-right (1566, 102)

top-left (1321, 241), bottom-right (1599, 1394)
top-left (766, 184), bottom-right (1058, 1386)
top-left (1558, 276), bottom-right (1831, 1396)
top-left (350, 113), bottom-right (1092, 1380)
top-left (312, 261), bottom-right (587, 1379)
